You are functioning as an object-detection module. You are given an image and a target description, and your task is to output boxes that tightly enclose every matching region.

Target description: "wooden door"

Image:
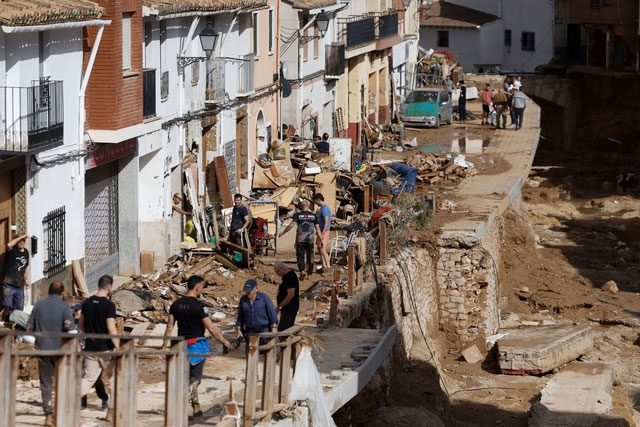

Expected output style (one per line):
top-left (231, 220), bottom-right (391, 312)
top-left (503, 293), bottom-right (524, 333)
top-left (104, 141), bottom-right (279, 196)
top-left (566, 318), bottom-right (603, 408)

top-left (0, 172), bottom-right (13, 272)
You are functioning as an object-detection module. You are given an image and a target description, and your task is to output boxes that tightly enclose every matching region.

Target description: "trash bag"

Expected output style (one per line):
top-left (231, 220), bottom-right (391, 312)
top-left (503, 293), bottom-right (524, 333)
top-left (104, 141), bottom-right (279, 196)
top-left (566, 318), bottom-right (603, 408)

top-left (289, 346), bottom-right (337, 427)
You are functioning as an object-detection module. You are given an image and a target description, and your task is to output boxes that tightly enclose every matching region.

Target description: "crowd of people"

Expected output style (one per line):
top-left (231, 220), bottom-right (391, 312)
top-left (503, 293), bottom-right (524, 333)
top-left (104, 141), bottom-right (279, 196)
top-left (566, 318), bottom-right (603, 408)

top-left (452, 75), bottom-right (527, 130)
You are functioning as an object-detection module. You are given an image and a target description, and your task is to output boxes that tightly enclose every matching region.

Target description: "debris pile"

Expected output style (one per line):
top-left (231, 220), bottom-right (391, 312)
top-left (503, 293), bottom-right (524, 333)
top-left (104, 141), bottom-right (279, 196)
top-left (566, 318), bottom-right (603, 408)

top-left (408, 152), bottom-right (478, 185)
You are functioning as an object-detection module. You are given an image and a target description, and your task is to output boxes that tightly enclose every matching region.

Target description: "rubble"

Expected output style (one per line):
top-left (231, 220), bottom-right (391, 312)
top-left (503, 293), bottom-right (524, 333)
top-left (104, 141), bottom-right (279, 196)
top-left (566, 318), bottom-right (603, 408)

top-left (497, 325), bottom-right (593, 375)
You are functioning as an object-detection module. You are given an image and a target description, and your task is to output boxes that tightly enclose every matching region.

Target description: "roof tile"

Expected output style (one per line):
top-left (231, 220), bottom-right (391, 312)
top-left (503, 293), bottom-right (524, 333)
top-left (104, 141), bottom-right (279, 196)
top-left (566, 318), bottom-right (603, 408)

top-left (0, 0), bottom-right (104, 26)
top-left (143, 0), bottom-right (268, 16)
top-left (421, 2), bottom-right (498, 29)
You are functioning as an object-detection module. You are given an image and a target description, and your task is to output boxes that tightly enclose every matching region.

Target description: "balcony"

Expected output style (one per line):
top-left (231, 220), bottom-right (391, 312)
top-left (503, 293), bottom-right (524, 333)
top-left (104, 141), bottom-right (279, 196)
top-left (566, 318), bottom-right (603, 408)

top-left (206, 54), bottom-right (255, 105)
top-left (143, 69), bottom-right (156, 118)
top-left (341, 11), bottom-right (401, 51)
top-left (0, 80), bottom-right (63, 154)
top-left (379, 13), bottom-right (399, 39)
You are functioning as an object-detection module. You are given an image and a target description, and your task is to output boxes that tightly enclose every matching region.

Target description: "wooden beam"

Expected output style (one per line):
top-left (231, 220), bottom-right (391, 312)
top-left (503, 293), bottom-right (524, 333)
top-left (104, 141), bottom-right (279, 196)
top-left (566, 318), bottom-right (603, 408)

top-left (261, 338), bottom-right (278, 422)
top-left (214, 156), bottom-right (233, 208)
top-left (115, 338), bottom-right (138, 426)
top-left (347, 245), bottom-right (355, 296)
top-left (219, 239), bottom-right (250, 269)
top-left (278, 336), bottom-right (293, 404)
top-left (72, 260), bottom-right (89, 298)
top-left (55, 336), bottom-right (81, 426)
top-left (379, 221), bottom-right (389, 264)
top-left (165, 339), bottom-right (188, 427)
top-left (0, 334), bottom-right (16, 426)
top-left (243, 335), bottom-right (260, 427)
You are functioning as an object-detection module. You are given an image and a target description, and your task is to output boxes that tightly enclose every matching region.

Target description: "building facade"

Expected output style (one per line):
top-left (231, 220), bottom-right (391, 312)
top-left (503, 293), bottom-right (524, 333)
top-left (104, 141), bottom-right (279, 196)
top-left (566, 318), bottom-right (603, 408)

top-left (420, 0), bottom-right (554, 73)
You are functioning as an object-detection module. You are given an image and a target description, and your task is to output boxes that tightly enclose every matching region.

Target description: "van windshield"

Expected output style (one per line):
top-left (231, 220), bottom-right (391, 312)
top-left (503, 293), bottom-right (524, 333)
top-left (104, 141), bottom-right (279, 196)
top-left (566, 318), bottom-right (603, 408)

top-left (406, 91), bottom-right (438, 103)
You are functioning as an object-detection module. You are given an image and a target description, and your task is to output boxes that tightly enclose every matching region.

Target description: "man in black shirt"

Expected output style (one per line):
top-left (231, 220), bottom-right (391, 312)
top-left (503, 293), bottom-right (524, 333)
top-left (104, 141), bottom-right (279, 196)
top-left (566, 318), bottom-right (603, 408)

top-left (229, 193), bottom-right (251, 248)
top-left (2, 234), bottom-right (29, 321)
top-left (165, 275), bottom-right (232, 418)
top-left (273, 261), bottom-right (299, 331)
top-left (79, 275), bottom-right (119, 421)
top-left (278, 200), bottom-right (317, 279)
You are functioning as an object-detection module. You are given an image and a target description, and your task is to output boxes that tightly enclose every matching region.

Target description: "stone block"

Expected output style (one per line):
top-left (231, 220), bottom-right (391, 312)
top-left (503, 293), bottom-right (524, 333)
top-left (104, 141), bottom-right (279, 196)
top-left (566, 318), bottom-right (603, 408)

top-left (529, 362), bottom-right (613, 427)
top-left (498, 325), bottom-right (593, 375)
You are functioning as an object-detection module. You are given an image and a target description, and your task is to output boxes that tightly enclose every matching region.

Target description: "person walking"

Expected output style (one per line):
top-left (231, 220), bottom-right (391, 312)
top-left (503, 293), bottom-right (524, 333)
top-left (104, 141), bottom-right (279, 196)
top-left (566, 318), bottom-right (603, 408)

top-left (272, 262), bottom-right (299, 331)
top-left (229, 193), bottom-right (252, 248)
top-left (493, 88), bottom-right (509, 129)
top-left (79, 275), bottom-right (119, 422)
top-left (481, 83), bottom-right (493, 125)
top-left (278, 199), bottom-right (317, 279)
top-left (165, 275), bottom-right (232, 418)
top-left (458, 80), bottom-right (467, 122)
top-left (512, 88), bottom-right (527, 130)
top-left (312, 193), bottom-right (332, 274)
top-left (26, 281), bottom-right (75, 426)
top-left (444, 75), bottom-right (453, 98)
top-left (2, 234), bottom-right (30, 321)
top-left (235, 279), bottom-right (278, 345)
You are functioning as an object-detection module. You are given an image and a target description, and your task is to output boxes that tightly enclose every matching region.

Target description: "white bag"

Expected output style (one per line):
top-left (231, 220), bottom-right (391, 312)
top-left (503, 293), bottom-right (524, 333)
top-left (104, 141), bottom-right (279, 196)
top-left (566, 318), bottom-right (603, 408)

top-left (289, 346), bottom-right (337, 427)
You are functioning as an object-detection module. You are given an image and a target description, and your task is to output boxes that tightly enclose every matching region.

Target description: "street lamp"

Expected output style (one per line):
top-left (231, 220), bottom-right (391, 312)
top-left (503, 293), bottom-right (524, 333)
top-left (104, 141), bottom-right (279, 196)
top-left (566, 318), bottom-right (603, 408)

top-left (316, 10), bottom-right (330, 37)
top-left (300, 10), bottom-right (330, 43)
top-left (402, 0), bottom-right (411, 11)
top-left (177, 22), bottom-right (219, 68)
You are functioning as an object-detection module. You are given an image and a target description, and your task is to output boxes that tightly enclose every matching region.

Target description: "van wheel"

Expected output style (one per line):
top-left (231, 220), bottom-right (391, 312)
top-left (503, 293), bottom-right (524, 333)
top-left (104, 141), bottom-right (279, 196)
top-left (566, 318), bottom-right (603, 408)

top-left (435, 116), bottom-right (441, 129)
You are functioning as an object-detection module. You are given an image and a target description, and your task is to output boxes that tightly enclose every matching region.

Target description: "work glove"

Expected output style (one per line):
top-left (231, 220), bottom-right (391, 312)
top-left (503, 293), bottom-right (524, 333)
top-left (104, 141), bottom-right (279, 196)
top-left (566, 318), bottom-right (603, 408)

top-left (234, 336), bottom-right (245, 349)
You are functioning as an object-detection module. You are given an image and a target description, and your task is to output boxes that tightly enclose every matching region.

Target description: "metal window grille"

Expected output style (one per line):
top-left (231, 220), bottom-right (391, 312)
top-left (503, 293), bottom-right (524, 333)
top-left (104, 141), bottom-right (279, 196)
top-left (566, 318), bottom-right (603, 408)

top-left (160, 71), bottom-right (169, 100)
top-left (521, 31), bottom-right (535, 51)
top-left (43, 207), bottom-right (66, 277)
top-left (191, 61), bottom-right (199, 86)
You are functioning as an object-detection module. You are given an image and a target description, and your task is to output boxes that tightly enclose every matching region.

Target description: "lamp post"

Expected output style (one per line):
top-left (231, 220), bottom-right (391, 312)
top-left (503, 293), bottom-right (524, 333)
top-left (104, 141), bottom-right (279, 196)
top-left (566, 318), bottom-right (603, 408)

top-left (177, 22), bottom-right (219, 68)
top-left (300, 9), bottom-right (330, 43)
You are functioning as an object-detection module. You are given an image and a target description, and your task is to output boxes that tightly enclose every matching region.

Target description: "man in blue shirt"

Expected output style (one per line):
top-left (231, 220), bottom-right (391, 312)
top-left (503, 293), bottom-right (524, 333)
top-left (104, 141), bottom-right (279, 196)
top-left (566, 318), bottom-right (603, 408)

top-left (313, 193), bottom-right (332, 273)
top-left (235, 279), bottom-right (278, 346)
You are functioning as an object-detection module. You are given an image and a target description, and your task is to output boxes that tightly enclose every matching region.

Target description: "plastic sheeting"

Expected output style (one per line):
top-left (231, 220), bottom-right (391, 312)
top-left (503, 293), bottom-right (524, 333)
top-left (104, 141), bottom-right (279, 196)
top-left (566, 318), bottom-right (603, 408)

top-left (289, 346), bottom-right (337, 427)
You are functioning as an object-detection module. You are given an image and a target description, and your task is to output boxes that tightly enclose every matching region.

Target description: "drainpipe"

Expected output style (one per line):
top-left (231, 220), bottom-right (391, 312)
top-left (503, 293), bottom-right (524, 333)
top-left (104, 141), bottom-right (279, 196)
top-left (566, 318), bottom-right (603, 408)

top-left (297, 16), bottom-right (318, 135)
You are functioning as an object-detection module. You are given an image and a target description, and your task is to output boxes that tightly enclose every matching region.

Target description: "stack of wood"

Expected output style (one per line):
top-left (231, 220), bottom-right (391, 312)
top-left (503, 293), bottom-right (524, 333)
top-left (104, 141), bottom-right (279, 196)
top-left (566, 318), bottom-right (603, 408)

top-left (406, 153), bottom-right (477, 185)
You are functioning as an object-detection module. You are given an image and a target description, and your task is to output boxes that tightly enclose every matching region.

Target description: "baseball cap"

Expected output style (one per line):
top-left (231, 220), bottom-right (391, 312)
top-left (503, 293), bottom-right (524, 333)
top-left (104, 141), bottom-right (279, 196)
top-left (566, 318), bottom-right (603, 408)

top-left (243, 279), bottom-right (258, 293)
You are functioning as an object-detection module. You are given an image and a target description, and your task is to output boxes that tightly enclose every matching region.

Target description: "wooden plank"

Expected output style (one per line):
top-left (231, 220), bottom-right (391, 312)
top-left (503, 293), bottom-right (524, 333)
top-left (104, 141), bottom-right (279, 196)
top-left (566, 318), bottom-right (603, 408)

top-left (271, 187), bottom-right (298, 208)
top-left (347, 245), bottom-right (355, 296)
top-left (115, 338), bottom-right (138, 426)
top-left (0, 335), bottom-right (16, 427)
top-left (214, 156), bottom-right (233, 208)
top-left (243, 336), bottom-right (260, 427)
top-left (165, 340), bottom-right (189, 427)
top-left (261, 340), bottom-right (278, 422)
top-left (219, 239), bottom-right (250, 268)
top-left (278, 336), bottom-right (293, 404)
top-left (379, 221), bottom-right (388, 264)
top-left (363, 185), bottom-right (372, 213)
top-left (140, 251), bottom-right (155, 274)
top-left (252, 160), bottom-right (278, 189)
top-left (55, 337), bottom-right (81, 427)
top-left (314, 172), bottom-right (337, 215)
top-left (72, 260), bottom-right (89, 298)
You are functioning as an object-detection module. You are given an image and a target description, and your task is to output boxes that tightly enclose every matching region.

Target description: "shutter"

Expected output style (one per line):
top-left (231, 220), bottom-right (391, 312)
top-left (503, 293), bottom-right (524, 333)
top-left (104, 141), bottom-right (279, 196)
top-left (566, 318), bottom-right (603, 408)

top-left (122, 13), bottom-right (132, 71)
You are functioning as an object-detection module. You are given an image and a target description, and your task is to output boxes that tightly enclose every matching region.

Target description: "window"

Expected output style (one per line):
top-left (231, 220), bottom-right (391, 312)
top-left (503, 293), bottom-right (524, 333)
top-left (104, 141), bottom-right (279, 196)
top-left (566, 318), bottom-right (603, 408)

top-left (504, 29), bottom-right (511, 47)
top-left (253, 12), bottom-right (259, 56)
top-left (591, 0), bottom-right (600, 9)
top-left (437, 31), bottom-right (449, 48)
top-left (521, 31), bottom-right (535, 51)
top-left (268, 9), bottom-right (274, 53)
top-left (122, 13), bottom-right (132, 71)
top-left (43, 207), bottom-right (66, 277)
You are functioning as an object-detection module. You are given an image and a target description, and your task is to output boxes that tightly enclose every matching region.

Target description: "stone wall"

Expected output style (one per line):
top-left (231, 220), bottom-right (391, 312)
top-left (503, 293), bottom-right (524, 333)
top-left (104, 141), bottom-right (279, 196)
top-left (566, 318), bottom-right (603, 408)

top-left (436, 217), bottom-right (502, 350)
top-left (381, 248), bottom-right (439, 359)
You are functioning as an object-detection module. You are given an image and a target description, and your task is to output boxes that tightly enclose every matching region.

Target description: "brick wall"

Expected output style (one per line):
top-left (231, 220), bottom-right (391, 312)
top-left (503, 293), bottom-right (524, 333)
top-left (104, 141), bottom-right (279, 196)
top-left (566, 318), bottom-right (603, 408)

top-left (84, 0), bottom-right (143, 130)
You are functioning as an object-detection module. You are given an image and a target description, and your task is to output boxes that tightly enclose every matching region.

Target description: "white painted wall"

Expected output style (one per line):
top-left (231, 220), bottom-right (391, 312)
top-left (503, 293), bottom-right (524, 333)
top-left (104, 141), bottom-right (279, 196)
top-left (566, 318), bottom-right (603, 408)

top-left (420, 27), bottom-right (482, 71)
top-left (1, 28), bottom-right (86, 283)
top-left (447, 0), bottom-right (500, 16)
top-left (500, 0), bottom-right (554, 71)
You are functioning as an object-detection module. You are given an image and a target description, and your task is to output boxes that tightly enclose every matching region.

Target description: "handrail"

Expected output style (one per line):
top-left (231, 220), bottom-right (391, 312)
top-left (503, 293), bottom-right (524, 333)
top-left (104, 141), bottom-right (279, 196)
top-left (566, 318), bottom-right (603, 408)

top-left (242, 326), bottom-right (305, 426)
top-left (0, 330), bottom-right (189, 427)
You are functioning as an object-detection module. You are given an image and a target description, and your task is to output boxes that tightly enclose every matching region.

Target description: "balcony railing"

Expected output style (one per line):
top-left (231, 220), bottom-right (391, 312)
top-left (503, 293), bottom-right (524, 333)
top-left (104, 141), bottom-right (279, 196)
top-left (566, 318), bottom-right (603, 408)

top-left (143, 69), bottom-right (156, 118)
top-left (379, 13), bottom-right (399, 39)
top-left (341, 10), bottom-right (401, 49)
top-left (0, 80), bottom-right (63, 154)
top-left (206, 54), bottom-right (255, 104)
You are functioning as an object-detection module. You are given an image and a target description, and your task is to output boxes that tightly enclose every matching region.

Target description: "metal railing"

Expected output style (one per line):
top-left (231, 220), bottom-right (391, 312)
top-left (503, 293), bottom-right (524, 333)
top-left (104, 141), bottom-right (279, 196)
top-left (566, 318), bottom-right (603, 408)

top-left (340, 10), bottom-right (400, 49)
top-left (143, 69), bottom-right (156, 118)
top-left (243, 326), bottom-right (304, 426)
top-left (0, 80), bottom-right (63, 154)
top-left (0, 330), bottom-right (188, 427)
top-left (379, 13), bottom-right (399, 39)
